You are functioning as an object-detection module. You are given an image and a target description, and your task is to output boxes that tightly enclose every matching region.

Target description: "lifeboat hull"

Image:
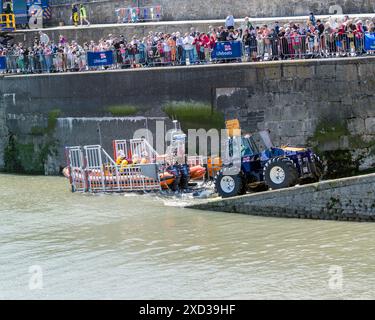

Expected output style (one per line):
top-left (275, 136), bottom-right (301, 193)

top-left (159, 172), bottom-right (176, 190)
top-left (189, 165), bottom-right (206, 180)
top-left (63, 165), bottom-right (204, 190)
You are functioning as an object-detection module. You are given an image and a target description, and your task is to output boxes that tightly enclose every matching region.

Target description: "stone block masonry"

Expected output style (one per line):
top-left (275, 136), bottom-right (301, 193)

top-left (0, 100), bottom-right (8, 168)
top-left (48, 0), bottom-right (375, 25)
top-left (0, 57), bottom-right (374, 175)
top-left (187, 173), bottom-right (375, 222)
top-left (214, 57), bottom-right (375, 175)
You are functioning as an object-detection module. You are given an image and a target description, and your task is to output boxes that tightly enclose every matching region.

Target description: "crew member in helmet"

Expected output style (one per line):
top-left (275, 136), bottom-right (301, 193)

top-left (116, 150), bottom-right (127, 165)
top-left (116, 150), bottom-right (131, 172)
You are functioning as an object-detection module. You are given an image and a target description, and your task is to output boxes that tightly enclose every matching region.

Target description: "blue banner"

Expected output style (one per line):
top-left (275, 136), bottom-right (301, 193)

top-left (211, 41), bottom-right (242, 59)
top-left (87, 51), bottom-right (114, 67)
top-left (364, 33), bottom-right (375, 51)
top-left (0, 56), bottom-right (6, 70)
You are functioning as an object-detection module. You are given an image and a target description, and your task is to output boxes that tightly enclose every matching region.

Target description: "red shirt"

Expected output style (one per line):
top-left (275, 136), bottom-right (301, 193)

top-left (200, 34), bottom-right (210, 48)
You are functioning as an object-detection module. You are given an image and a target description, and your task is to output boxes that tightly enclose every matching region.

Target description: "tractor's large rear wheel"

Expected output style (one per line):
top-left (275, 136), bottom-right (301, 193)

top-left (264, 158), bottom-right (298, 190)
top-left (215, 171), bottom-right (245, 198)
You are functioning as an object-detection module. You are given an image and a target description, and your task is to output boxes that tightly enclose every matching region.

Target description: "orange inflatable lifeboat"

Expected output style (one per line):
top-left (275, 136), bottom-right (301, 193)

top-left (189, 165), bottom-right (206, 180)
top-left (159, 171), bottom-right (176, 190)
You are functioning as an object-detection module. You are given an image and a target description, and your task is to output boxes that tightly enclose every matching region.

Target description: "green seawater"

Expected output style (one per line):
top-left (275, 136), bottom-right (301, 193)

top-left (0, 174), bottom-right (374, 299)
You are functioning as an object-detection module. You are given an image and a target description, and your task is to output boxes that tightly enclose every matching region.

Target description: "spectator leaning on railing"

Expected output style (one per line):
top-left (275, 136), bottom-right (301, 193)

top-left (182, 33), bottom-right (195, 65)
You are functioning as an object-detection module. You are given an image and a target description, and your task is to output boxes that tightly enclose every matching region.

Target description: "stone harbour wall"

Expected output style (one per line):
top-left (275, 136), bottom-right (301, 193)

top-left (214, 58), bottom-right (375, 176)
top-left (187, 173), bottom-right (375, 222)
top-left (47, 0), bottom-right (375, 25)
top-left (0, 57), bottom-right (374, 175)
top-left (0, 98), bottom-right (8, 169)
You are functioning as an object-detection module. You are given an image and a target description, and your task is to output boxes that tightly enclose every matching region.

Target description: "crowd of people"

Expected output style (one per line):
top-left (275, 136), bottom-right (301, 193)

top-left (240, 14), bottom-right (375, 61)
top-left (0, 14), bottom-right (374, 74)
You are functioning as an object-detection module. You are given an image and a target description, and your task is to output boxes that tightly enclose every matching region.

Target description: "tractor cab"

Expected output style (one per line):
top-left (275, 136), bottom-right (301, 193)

top-left (225, 119), bottom-right (274, 158)
top-left (241, 130), bottom-right (275, 157)
top-left (225, 126), bottom-right (273, 162)
top-left (223, 121), bottom-right (269, 183)
top-left (241, 135), bottom-right (259, 157)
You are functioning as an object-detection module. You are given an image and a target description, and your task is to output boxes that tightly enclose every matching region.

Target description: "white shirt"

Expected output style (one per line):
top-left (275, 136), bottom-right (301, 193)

top-left (225, 15), bottom-right (235, 28)
top-left (176, 37), bottom-right (184, 47)
top-left (183, 36), bottom-right (194, 50)
top-left (40, 33), bottom-right (50, 45)
top-left (163, 41), bottom-right (171, 52)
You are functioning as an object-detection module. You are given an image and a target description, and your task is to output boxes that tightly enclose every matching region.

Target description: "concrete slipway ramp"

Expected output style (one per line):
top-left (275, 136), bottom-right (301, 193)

top-left (187, 173), bottom-right (375, 222)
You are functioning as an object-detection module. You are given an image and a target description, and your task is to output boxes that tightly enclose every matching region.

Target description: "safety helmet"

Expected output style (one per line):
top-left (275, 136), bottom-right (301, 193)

top-left (118, 150), bottom-right (125, 158)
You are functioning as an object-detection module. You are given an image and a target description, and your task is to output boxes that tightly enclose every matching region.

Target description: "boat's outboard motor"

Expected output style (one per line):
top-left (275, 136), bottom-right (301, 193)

top-left (178, 164), bottom-right (190, 190)
top-left (167, 164), bottom-right (181, 192)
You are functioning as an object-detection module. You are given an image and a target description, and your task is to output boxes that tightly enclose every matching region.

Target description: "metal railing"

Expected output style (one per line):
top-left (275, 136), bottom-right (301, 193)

top-left (49, 0), bottom-right (96, 5)
top-left (113, 138), bottom-right (159, 164)
top-left (66, 146), bottom-right (87, 192)
top-left (115, 6), bottom-right (163, 23)
top-left (242, 32), bottom-right (369, 61)
top-left (66, 145), bottom-right (161, 193)
top-left (1, 33), bottom-right (374, 74)
top-left (65, 137), bottom-right (223, 193)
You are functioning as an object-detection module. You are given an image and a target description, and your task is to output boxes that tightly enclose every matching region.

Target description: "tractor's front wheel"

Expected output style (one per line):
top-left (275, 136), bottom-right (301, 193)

top-left (215, 171), bottom-right (245, 198)
top-left (264, 158), bottom-right (299, 190)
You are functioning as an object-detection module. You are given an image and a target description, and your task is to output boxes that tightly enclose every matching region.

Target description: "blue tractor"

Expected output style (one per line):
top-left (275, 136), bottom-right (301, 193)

top-left (215, 120), bottom-right (324, 198)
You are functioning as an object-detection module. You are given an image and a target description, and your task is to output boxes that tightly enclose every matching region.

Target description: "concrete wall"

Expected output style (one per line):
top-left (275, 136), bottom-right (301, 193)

top-left (0, 95), bottom-right (8, 169)
top-left (188, 173), bottom-right (375, 222)
top-left (1, 57), bottom-right (375, 175)
top-left (47, 0), bottom-right (375, 25)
